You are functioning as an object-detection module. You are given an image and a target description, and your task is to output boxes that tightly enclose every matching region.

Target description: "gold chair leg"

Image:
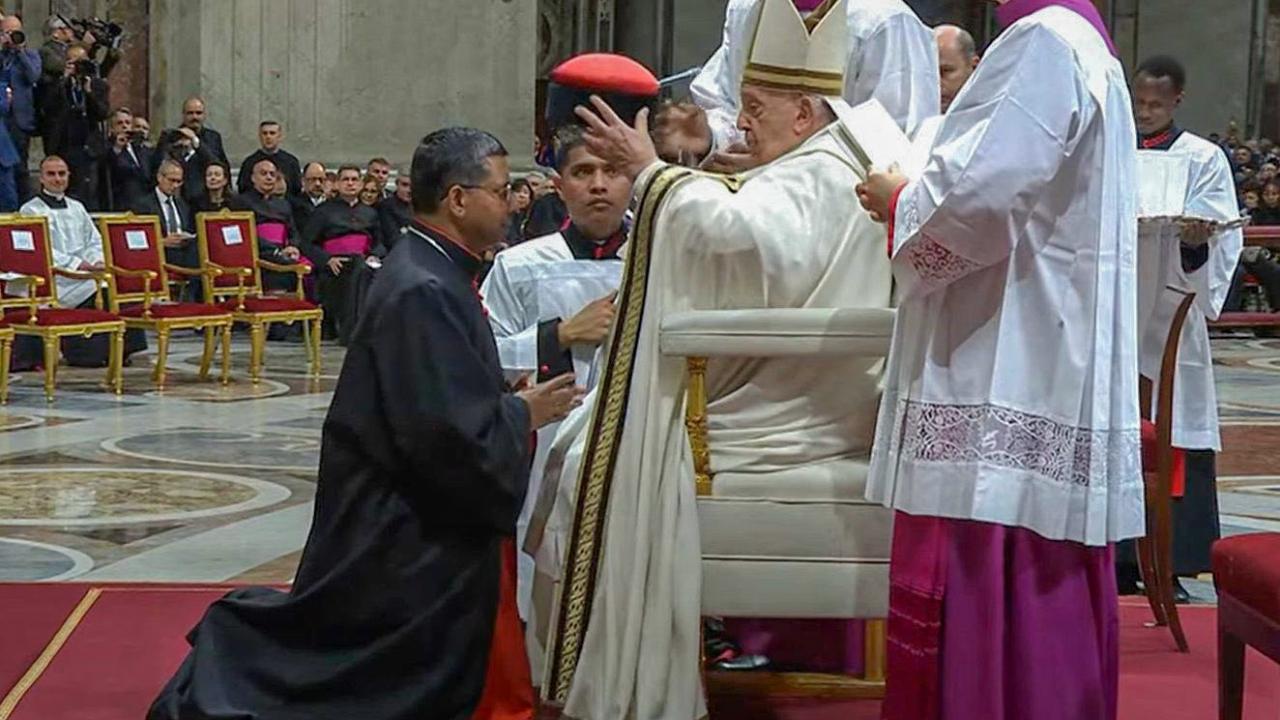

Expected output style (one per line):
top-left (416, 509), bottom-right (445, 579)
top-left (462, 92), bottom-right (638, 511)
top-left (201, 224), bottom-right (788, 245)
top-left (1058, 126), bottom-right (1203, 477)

top-left (110, 329), bottom-right (124, 395)
top-left (863, 619), bottom-right (887, 684)
top-left (42, 336), bottom-right (57, 402)
top-left (198, 324), bottom-right (216, 380)
top-left (249, 322), bottom-right (264, 384)
top-left (220, 322), bottom-right (232, 385)
top-left (153, 327), bottom-right (170, 389)
top-left (310, 316), bottom-right (323, 377)
top-left (0, 337), bottom-right (10, 404)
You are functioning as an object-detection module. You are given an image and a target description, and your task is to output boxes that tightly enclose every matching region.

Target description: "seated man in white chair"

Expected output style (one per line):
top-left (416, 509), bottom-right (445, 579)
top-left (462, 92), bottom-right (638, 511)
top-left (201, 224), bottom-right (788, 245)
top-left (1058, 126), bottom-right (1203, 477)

top-left (526, 1), bottom-right (897, 717)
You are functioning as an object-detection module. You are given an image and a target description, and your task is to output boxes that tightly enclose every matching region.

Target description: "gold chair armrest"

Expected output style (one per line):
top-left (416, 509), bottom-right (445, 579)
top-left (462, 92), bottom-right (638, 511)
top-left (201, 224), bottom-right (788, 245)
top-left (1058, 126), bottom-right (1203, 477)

top-left (259, 259), bottom-right (309, 276)
top-left (53, 268), bottom-right (111, 309)
top-left (109, 267), bottom-right (159, 315)
top-left (206, 262), bottom-right (251, 309)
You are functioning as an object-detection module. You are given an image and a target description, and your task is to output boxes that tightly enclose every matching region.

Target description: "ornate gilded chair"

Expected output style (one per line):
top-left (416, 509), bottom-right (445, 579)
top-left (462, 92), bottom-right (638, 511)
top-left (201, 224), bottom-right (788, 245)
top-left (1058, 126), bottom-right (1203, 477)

top-left (0, 214), bottom-right (124, 401)
top-left (0, 321), bottom-right (11, 403)
top-left (98, 213), bottom-right (234, 389)
top-left (194, 209), bottom-right (322, 382)
top-left (660, 307), bottom-right (895, 698)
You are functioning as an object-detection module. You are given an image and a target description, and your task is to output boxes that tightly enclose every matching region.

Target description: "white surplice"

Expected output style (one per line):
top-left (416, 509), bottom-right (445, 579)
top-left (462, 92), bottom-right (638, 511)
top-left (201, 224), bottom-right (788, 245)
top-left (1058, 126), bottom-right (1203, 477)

top-left (480, 231), bottom-right (623, 622)
top-left (867, 6), bottom-right (1144, 546)
top-left (531, 120), bottom-right (892, 720)
top-left (1136, 134), bottom-right (1243, 451)
top-left (18, 194), bottom-right (104, 308)
top-left (690, 0), bottom-right (938, 143)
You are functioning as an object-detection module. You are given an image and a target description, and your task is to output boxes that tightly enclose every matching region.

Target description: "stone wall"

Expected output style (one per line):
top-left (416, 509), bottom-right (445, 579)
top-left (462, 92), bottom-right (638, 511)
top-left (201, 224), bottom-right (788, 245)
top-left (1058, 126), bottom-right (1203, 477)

top-left (148, 0), bottom-right (537, 170)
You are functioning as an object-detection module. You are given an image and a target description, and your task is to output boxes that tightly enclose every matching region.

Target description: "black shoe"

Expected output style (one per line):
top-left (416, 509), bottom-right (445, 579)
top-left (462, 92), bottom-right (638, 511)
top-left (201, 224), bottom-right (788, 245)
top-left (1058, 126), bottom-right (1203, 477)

top-left (1172, 578), bottom-right (1192, 604)
top-left (703, 617), bottom-right (770, 672)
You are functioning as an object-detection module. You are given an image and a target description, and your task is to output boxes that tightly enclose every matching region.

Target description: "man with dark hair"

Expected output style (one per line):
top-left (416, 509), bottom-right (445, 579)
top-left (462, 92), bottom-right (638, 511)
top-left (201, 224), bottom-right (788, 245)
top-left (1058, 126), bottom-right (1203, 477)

top-left (105, 106), bottom-right (152, 210)
top-left (1123, 53), bottom-right (1243, 602)
top-left (237, 120), bottom-right (302, 196)
top-left (0, 14), bottom-right (40, 201)
top-left (179, 96), bottom-right (228, 166)
top-left (482, 123), bottom-right (629, 637)
top-left (291, 160), bottom-right (328, 230)
top-left (301, 163), bottom-right (383, 342)
top-left (40, 43), bottom-right (109, 208)
top-left (366, 156), bottom-right (392, 200)
top-left (148, 126), bottom-right (582, 720)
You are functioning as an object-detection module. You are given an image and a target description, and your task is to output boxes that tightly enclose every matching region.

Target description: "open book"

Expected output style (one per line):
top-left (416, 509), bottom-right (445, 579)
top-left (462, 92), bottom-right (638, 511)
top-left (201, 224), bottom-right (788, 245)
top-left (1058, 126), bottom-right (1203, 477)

top-left (828, 98), bottom-right (924, 177)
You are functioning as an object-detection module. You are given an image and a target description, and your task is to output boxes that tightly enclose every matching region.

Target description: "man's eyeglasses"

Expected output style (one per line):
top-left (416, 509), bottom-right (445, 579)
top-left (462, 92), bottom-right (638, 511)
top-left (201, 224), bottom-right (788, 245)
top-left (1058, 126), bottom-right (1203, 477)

top-left (457, 182), bottom-right (511, 203)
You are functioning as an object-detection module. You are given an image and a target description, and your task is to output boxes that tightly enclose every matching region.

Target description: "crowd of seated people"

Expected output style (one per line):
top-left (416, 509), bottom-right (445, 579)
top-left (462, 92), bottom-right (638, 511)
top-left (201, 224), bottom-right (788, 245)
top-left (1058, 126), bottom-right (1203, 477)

top-left (1204, 123), bottom-right (1280, 316)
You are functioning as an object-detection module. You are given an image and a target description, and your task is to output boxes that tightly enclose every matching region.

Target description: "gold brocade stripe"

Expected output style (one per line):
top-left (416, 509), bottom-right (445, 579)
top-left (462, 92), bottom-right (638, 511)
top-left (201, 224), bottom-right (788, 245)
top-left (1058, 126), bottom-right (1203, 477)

top-left (742, 66), bottom-right (844, 96)
top-left (744, 62), bottom-right (843, 82)
top-left (0, 588), bottom-right (102, 720)
top-left (546, 164), bottom-right (699, 704)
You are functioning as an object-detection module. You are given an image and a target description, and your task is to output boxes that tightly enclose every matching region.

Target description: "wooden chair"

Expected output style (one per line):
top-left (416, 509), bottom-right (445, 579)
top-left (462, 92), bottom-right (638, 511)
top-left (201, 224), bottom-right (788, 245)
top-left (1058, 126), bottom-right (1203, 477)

top-left (663, 307), bottom-right (895, 698)
top-left (0, 214), bottom-right (124, 401)
top-left (1137, 286), bottom-right (1197, 653)
top-left (0, 322), bottom-right (11, 403)
top-left (194, 209), bottom-right (322, 383)
top-left (98, 213), bottom-right (234, 389)
top-left (1213, 532), bottom-right (1280, 720)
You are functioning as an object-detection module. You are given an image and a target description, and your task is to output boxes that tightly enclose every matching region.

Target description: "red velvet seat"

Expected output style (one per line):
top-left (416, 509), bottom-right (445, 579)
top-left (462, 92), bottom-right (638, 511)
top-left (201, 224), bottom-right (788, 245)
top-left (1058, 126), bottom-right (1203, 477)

top-left (1214, 533), bottom-right (1280, 719)
top-left (218, 296), bottom-right (318, 313)
top-left (3, 307), bottom-right (122, 326)
top-left (117, 302), bottom-right (230, 319)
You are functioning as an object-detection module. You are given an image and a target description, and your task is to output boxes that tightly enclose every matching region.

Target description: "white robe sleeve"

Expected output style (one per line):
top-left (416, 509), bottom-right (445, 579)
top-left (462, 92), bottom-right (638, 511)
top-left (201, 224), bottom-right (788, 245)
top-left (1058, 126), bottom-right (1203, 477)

top-left (689, 0), bottom-right (753, 152)
top-left (848, 12), bottom-right (939, 137)
top-left (889, 23), bottom-right (1093, 301)
top-left (481, 253), bottom-right (540, 380)
top-left (1181, 149), bottom-right (1243, 320)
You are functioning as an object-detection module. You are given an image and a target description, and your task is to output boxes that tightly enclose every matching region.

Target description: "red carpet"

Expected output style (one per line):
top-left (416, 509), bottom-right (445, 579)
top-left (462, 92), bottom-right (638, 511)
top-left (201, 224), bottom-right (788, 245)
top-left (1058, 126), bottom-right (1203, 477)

top-left (0, 585), bottom-right (1277, 719)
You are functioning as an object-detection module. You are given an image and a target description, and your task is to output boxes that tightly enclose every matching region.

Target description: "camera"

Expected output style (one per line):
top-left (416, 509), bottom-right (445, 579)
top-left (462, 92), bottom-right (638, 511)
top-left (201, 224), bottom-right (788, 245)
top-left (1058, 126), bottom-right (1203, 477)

top-left (58, 15), bottom-right (125, 51)
top-left (72, 58), bottom-right (99, 78)
top-left (3, 30), bottom-right (25, 46)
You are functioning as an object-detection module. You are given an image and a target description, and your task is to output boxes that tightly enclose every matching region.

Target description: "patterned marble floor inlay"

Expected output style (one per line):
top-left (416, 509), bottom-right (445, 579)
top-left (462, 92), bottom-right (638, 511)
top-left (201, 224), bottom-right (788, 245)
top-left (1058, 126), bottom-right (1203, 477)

top-left (102, 430), bottom-right (321, 472)
top-left (0, 466), bottom-right (291, 526)
top-left (0, 536), bottom-right (93, 580)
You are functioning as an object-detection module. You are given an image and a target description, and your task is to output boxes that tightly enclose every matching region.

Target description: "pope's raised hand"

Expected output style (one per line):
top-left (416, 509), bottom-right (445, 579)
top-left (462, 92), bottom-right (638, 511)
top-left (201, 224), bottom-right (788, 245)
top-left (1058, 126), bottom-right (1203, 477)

top-left (574, 95), bottom-right (659, 182)
top-left (856, 165), bottom-right (908, 224)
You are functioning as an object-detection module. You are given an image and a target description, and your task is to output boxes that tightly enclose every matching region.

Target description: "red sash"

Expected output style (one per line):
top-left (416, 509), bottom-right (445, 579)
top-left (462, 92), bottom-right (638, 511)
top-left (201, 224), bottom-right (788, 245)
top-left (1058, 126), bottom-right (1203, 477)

top-left (257, 221), bottom-right (287, 246)
top-left (324, 233), bottom-right (371, 256)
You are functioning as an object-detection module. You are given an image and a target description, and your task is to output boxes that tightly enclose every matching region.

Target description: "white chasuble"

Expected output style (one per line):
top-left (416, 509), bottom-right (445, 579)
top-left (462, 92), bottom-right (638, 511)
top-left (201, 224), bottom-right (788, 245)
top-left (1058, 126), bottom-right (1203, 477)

top-left (481, 232), bottom-right (623, 627)
top-left (1136, 135), bottom-right (1243, 451)
top-left (533, 125), bottom-right (891, 720)
top-left (868, 6), bottom-right (1145, 547)
top-left (690, 0), bottom-right (938, 145)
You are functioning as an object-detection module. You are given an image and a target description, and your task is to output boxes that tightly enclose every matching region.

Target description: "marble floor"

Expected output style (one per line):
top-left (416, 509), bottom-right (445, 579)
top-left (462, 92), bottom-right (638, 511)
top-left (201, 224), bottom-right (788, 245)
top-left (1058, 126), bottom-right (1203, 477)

top-left (2, 333), bottom-right (1280, 590)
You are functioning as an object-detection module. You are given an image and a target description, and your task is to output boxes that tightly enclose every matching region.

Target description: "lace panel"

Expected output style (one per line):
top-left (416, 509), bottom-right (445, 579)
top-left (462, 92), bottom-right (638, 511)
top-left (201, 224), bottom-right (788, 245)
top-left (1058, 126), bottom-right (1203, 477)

top-left (901, 235), bottom-right (981, 285)
top-left (896, 400), bottom-right (1141, 487)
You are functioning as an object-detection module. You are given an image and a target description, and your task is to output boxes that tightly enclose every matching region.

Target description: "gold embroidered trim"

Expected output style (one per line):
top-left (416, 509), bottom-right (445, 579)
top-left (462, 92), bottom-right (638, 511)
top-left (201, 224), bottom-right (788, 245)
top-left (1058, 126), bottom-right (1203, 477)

top-left (0, 588), bottom-right (102, 719)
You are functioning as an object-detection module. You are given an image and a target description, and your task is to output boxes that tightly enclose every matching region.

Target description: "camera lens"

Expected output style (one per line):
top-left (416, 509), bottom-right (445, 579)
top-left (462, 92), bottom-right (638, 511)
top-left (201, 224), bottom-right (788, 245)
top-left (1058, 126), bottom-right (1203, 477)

top-left (9, 30), bottom-right (24, 45)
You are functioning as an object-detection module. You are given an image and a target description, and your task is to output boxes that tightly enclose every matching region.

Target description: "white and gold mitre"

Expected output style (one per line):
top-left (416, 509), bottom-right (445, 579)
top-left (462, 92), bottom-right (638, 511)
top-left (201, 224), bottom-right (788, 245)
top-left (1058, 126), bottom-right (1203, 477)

top-left (742, 0), bottom-right (846, 96)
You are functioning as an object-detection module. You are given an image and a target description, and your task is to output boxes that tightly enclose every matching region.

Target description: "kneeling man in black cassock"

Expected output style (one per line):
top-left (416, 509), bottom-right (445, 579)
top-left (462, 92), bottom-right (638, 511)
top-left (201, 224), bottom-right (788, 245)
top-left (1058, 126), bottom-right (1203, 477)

top-left (147, 127), bottom-right (584, 720)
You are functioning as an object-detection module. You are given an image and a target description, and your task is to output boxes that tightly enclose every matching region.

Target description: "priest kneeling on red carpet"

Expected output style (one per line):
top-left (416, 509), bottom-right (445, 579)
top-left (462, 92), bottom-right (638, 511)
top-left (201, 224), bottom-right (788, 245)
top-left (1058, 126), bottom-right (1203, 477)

top-left (146, 127), bottom-right (583, 720)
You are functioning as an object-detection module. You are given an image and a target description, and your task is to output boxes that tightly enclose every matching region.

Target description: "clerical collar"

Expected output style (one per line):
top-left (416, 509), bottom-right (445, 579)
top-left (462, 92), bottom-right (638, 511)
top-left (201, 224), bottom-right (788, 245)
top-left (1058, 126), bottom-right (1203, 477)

top-left (410, 220), bottom-right (483, 278)
top-left (563, 222), bottom-right (625, 261)
top-left (1139, 125), bottom-right (1183, 151)
top-left (39, 191), bottom-right (67, 209)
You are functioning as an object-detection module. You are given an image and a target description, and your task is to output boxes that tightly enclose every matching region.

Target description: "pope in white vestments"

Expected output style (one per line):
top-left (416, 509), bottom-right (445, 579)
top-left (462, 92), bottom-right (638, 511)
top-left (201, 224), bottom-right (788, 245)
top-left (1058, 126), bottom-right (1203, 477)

top-left (1126, 56), bottom-right (1243, 590)
top-left (530, 2), bottom-right (893, 717)
top-left (690, 0), bottom-right (938, 146)
top-left (856, 0), bottom-right (1139, 718)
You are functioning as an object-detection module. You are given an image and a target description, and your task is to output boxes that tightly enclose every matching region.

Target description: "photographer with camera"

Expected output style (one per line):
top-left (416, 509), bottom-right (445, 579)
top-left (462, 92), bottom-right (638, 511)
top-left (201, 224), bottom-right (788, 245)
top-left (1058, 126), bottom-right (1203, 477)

top-left (40, 44), bottom-right (109, 208)
top-left (0, 15), bottom-right (40, 201)
top-left (38, 15), bottom-right (119, 86)
top-left (105, 107), bottom-right (151, 210)
top-left (150, 125), bottom-right (217, 205)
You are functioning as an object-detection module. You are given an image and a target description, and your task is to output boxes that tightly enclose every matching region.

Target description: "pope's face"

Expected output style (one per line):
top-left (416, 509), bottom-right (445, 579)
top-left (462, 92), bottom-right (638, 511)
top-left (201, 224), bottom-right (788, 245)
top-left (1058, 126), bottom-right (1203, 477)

top-left (736, 84), bottom-right (807, 167)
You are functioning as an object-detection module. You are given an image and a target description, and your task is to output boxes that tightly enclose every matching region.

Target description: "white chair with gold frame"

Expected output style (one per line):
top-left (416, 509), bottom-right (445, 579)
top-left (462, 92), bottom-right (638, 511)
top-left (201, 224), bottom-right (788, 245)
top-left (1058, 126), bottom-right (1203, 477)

top-left (194, 209), bottom-right (322, 383)
top-left (0, 214), bottom-right (124, 401)
top-left (659, 306), bottom-right (895, 699)
top-left (97, 213), bottom-right (234, 389)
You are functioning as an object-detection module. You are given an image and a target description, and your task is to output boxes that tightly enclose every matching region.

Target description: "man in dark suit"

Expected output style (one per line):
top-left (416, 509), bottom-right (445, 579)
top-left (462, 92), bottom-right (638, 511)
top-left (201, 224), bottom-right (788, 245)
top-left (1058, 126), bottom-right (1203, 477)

top-left (238, 120), bottom-right (301, 196)
top-left (105, 107), bottom-right (152, 210)
top-left (290, 161), bottom-right (328, 233)
top-left (132, 158), bottom-right (199, 299)
top-left (180, 96), bottom-right (228, 166)
top-left (40, 45), bottom-right (108, 209)
top-left (377, 172), bottom-right (413, 251)
top-left (0, 15), bottom-right (41, 201)
top-left (151, 126), bottom-right (217, 205)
